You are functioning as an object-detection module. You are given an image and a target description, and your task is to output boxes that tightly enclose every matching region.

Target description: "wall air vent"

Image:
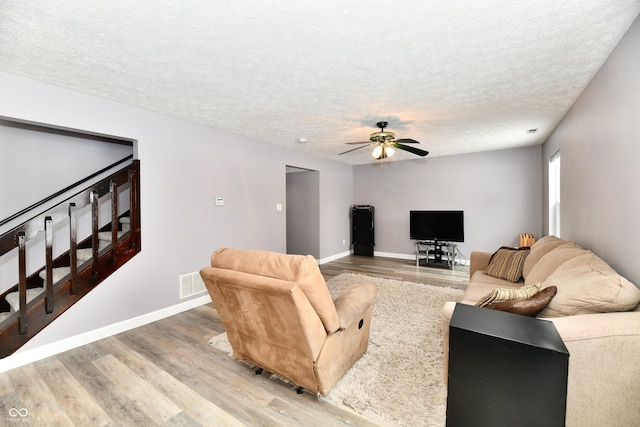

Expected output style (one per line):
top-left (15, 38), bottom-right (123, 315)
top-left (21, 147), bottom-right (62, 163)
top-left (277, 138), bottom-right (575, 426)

top-left (179, 272), bottom-right (206, 299)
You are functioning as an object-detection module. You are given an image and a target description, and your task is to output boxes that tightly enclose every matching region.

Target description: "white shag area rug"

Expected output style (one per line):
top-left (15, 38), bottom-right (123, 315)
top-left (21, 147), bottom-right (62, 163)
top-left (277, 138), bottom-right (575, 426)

top-left (209, 273), bottom-right (464, 427)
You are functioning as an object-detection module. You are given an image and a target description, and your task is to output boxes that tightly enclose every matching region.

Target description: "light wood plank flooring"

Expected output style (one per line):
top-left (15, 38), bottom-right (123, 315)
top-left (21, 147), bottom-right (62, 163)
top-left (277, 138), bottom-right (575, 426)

top-left (0, 255), bottom-right (468, 426)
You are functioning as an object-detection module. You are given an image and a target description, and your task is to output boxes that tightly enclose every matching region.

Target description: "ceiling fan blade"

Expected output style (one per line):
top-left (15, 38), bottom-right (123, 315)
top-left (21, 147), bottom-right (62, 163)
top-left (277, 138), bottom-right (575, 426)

top-left (393, 138), bottom-right (420, 144)
top-left (345, 141), bottom-right (372, 145)
top-left (339, 145), bottom-right (371, 155)
top-left (392, 143), bottom-right (429, 157)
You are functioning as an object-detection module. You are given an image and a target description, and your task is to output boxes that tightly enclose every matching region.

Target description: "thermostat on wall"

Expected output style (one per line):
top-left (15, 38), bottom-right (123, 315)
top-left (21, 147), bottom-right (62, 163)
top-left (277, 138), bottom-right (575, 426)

top-left (215, 197), bottom-right (224, 206)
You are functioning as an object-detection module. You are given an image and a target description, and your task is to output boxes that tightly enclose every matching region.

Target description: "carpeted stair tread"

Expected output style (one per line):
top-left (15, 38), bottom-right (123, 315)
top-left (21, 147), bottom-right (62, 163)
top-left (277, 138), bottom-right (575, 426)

top-left (5, 287), bottom-right (45, 312)
top-left (98, 230), bottom-right (125, 242)
top-left (38, 266), bottom-right (71, 284)
top-left (120, 216), bottom-right (131, 232)
top-left (0, 312), bottom-right (11, 322)
top-left (76, 248), bottom-right (93, 262)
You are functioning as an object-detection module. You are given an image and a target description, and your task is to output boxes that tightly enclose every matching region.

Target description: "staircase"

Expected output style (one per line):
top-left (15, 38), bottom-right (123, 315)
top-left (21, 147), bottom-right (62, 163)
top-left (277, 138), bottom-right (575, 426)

top-left (0, 160), bottom-right (141, 358)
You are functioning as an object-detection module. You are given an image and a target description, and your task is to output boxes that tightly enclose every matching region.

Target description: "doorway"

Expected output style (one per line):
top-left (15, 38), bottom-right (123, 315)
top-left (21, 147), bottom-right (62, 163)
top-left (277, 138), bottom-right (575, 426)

top-left (285, 166), bottom-right (320, 258)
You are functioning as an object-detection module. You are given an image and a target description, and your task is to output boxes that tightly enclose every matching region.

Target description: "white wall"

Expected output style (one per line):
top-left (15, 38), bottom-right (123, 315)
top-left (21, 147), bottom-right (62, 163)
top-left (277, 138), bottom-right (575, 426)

top-left (0, 71), bottom-right (353, 366)
top-left (353, 146), bottom-right (543, 261)
top-left (542, 14), bottom-right (640, 285)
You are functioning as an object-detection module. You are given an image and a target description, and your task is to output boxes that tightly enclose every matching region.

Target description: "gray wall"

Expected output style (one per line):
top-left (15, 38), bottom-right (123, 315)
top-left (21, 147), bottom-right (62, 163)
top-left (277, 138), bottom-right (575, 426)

top-left (0, 71), bottom-right (353, 356)
top-left (353, 146), bottom-right (543, 261)
top-left (0, 121), bottom-right (132, 228)
top-left (542, 14), bottom-right (640, 285)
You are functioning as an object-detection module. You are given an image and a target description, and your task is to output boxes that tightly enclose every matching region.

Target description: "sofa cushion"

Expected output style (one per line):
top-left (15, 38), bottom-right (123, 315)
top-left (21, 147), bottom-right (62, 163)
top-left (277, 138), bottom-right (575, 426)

top-left (522, 235), bottom-right (569, 279)
top-left (476, 282), bottom-right (542, 307)
top-left (539, 251), bottom-right (640, 317)
top-left (463, 275), bottom-right (520, 301)
top-left (483, 246), bottom-right (530, 282)
top-left (524, 242), bottom-right (586, 286)
top-left (484, 286), bottom-right (557, 317)
top-left (471, 270), bottom-right (522, 287)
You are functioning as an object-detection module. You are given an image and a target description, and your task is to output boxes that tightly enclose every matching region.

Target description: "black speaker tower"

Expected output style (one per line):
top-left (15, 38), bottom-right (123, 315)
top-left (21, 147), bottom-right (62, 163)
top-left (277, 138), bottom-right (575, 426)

top-left (352, 205), bottom-right (374, 256)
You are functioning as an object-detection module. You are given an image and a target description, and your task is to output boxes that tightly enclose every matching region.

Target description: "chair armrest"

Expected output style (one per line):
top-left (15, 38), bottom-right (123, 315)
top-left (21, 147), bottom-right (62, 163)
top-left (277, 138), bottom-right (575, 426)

top-left (333, 283), bottom-right (377, 329)
top-left (469, 251), bottom-right (493, 279)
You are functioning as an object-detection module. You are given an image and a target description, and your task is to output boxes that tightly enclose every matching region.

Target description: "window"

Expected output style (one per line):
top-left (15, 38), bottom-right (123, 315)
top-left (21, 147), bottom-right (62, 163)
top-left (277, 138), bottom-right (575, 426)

top-left (549, 151), bottom-right (561, 237)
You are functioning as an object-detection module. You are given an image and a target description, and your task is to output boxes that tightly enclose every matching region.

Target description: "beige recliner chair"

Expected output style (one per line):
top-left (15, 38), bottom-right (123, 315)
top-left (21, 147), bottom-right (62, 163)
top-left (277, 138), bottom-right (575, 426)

top-left (199, 247), bottom-right (377, 396)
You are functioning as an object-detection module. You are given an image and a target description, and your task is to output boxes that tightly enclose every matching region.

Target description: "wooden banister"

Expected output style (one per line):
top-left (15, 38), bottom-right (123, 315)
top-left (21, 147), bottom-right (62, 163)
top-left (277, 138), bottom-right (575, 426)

top-left (0, 160), bottom-right (141, 358)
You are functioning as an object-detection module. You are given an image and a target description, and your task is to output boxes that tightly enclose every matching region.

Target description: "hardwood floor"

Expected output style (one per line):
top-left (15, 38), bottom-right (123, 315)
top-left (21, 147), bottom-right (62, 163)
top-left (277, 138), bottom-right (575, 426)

top-left (0, 255), bottom-right (468, 426)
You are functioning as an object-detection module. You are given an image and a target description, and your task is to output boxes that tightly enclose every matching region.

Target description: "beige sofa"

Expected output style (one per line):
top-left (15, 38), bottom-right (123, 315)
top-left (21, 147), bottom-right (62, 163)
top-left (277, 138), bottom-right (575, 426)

top-left (200, 247), bottom-right (377, 396)
top-left (442, 235), bottom-right (640, 427)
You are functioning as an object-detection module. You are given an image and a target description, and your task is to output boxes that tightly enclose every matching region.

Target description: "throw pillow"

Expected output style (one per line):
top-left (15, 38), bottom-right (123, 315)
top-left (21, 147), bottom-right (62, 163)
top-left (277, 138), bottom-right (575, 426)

top-left (484, 286), bottom-right (557, 317)
top-left (483, 246), bottom-right (530, 282)
top-left (476, 282), bottom-right (542, 307)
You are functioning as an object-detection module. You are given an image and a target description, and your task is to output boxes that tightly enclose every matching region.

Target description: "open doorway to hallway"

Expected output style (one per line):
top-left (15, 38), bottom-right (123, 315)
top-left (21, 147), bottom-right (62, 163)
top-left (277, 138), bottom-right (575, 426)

top-left (285, 166), bottom-right (319, 258)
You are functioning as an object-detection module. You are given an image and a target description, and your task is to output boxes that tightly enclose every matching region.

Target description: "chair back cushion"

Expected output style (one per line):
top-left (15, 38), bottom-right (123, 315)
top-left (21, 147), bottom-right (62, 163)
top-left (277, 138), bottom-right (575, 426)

top-left (209, 247), bottom-right (340, 333)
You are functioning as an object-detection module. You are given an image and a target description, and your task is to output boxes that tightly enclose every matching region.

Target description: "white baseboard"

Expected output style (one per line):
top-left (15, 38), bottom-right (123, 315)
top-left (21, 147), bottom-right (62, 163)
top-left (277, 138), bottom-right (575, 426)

top-left (373, 251), bottom-right (414, 260)
top-left (319, 250), bottom-right (470, 266)
top-left (0, 294), bottom-right (212, 373)
top-left (317, 250), bottom-right (351, 265)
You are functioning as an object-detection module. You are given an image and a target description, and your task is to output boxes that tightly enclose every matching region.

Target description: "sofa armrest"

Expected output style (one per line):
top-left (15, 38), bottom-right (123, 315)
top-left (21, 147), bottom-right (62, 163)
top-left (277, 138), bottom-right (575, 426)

top-left (442, 304), bottom-right (640, 426)
top-left (469, 251), bottom-right (493, 279)
top-left (545, 311), bottom-right (640, 426)
top-left (333, 283), bottom-right (377, 330)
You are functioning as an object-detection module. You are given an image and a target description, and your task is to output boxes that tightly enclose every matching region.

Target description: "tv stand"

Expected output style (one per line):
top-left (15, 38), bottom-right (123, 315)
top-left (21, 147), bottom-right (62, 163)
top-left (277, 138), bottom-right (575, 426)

top-left (415, 240), bottom-right (457, 270)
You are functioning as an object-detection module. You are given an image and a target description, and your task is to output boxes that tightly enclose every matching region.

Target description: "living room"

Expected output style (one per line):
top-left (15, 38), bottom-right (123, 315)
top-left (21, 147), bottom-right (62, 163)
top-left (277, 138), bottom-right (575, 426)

top-left (0, 3), bottom-right (639, 424)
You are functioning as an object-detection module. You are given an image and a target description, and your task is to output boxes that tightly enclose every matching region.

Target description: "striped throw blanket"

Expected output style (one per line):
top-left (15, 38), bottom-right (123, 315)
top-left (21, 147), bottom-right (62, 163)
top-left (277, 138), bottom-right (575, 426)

top-left (476, 282), bottom-right (542, 307)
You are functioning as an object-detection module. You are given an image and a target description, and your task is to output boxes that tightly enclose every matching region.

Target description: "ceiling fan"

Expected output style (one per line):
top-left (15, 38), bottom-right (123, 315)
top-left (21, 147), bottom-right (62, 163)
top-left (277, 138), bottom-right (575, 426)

top-left (339, 121), bottom-right (429, 160)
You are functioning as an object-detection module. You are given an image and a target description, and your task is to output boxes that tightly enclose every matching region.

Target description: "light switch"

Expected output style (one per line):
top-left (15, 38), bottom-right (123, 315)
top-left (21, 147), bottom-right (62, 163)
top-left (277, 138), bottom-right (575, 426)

top-left (276, 203), bottom-right (282, 211)
top-left (215, 197), bottom-right (224, 206)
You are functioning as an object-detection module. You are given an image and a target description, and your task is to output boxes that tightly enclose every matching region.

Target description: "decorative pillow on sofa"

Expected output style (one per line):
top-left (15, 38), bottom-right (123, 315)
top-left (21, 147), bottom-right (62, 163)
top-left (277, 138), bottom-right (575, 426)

top-left (476, 282), bottom-right (542, 307)
top-left (538, 251), bottom-right (640, 317)
top-left (483, 246), bottom-right (530, 282)
top-left (484, 286), bottom-right (557, 317)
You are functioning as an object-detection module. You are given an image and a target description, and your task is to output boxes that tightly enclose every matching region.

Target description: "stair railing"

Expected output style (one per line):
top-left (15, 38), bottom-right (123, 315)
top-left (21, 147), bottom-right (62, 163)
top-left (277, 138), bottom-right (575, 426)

top-left (0, 160), bottom-right (141, 357)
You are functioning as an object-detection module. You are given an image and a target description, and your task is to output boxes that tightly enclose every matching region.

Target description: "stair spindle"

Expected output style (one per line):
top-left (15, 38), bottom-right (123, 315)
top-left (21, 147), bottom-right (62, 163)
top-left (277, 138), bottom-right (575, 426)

top-left (110, 180), bottom-right (118, 262)
top-left (128, 165), bottom-right (140, 250)
top-left (69, 203), bottom-right (79, 295)
top-left (91, 190), bottom-right (99, 276)
top-left (18, 232), bottom-right (27, 334)
top-left (45, 216), bottom-right (54, 313)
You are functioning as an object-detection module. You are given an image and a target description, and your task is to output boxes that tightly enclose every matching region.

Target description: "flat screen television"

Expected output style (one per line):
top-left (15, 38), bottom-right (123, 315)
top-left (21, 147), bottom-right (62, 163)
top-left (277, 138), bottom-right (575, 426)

top-left (410, 210), bottom-right (464, 242)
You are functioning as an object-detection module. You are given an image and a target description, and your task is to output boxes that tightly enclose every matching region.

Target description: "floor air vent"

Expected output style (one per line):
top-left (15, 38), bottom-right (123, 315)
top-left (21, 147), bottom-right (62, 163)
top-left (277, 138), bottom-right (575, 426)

top-left (179, 272), bottom-right (206, 299)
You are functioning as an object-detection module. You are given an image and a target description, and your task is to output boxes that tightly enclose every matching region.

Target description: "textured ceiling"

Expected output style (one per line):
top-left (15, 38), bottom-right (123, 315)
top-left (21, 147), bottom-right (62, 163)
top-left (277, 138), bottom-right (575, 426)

top-left (1, 1), bottom-right (639, 164)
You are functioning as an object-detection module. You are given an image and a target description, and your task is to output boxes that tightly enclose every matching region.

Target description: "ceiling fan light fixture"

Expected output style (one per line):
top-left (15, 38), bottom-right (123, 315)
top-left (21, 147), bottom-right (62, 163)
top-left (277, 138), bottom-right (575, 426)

top-left (372, 145), bottom-right (383, 159)
top-left (340, 121), bottom-right (429, 160)
top-left (385, 146), bottom-right (395, 157)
